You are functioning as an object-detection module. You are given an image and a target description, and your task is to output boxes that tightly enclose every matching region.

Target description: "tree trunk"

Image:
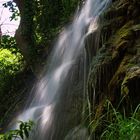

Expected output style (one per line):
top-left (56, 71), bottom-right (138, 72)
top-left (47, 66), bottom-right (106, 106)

top-left (14, 0), bottom-right (41, 77)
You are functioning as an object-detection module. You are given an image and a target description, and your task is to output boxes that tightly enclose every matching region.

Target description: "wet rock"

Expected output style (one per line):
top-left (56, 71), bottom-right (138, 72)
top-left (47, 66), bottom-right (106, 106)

top-left (86, 0), bottom-right (140, 137)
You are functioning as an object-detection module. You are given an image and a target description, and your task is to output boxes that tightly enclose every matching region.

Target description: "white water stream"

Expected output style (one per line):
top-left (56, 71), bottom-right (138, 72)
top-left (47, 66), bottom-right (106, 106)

top-left (13, 0), bottom-right (111, 139)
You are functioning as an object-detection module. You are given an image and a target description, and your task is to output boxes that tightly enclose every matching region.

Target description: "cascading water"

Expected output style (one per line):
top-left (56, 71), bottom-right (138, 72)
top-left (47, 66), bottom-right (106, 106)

top-left (13, 0), bottom-right (111, 139)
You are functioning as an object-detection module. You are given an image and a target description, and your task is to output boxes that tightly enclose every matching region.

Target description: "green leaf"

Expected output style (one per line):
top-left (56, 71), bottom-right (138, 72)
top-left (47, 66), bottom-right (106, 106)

top-left (24, 127), bottom-right (29, 138)
top-left (19, 131), bottom-right (24, 139)
top-left (19, 122), bottom-right (24, 130)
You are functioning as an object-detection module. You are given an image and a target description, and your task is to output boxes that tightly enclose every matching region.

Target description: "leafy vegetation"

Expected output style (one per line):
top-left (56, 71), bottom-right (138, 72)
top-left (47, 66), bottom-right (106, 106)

top-left (0, 35), bottom-right (24, 128)
top-left (1, 35), bottom-right (17, 49)
top-left (101, 103), bottom-right (140, 140)
top-left (0, 35), bottom-right (24, 93)
top-left (86, 100), bottom-right (140, 140)
top-left (0, 120), bottom-right (34, 140)
top-left (33, 0), bottom-right (81, 45)
top-left (3, 1), bottom-right (19, 21)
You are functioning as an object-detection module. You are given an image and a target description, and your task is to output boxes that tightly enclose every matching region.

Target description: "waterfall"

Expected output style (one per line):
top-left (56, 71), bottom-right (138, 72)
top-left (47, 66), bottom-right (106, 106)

top-left (13, 0), bottom-right (111, 139)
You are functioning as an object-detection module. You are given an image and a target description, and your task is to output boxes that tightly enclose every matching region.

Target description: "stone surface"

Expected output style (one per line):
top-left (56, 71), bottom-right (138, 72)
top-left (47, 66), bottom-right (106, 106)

top-left (86, 0), bottom-right (140, 138)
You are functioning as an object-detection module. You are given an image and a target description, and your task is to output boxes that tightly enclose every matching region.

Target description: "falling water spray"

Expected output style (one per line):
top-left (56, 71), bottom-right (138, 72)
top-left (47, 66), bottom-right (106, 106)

top-left (13, 0), bottom-right (111, 139)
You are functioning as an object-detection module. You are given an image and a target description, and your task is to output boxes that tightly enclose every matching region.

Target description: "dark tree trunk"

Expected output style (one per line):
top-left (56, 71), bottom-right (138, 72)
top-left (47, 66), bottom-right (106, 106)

top-left (14, 0), bottom-right (41, 77)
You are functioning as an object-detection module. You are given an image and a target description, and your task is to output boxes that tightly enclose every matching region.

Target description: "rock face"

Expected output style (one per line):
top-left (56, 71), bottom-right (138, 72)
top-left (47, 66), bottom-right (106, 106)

top-left (86, 0), bottom-right (140, 137)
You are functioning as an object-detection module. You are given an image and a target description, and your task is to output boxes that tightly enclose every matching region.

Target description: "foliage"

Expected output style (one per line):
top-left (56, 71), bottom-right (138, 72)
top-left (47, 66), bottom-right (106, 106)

top-left (3, 1), bottom-right (19, 21)
top-left (0, 48), bottom-right (23, 75)
top-left (0, 35), bottom-right (24, 126)
top-left (100, 103), bottom-right (140, 140)
top-left (0, 120), bottom-right (34, 140)
top-left (101, 117), bottom-right (140, 140)
top-left (33, 0), bottom-right (81, 45)
top-left (0, 35), bottom-right (17, 49)
top-left (0, 35), bottom-right (24, 87)
top-left (87, 100), bottom-right (140, 140)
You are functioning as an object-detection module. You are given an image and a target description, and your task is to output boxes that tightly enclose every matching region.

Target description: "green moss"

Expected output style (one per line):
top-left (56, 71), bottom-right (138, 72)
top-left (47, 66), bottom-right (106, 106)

top-left (110, 21), bottom-right (133, 45)
top-left (121, 66), bottom-right (140, 96)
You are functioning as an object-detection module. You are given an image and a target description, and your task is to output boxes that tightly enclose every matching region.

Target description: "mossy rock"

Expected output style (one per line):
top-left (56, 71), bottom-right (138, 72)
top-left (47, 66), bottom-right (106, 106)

top-left (121, 66), bottom-right (140, 95)
top-left (103, 0), bottom-right (129, 19)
